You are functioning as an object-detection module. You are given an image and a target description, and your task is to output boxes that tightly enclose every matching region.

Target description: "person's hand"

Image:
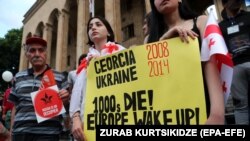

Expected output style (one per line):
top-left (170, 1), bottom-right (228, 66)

top-left (160, 26), bottom-right (198, 43)
top-left (205, 114), bottom-right (225, 125)
top-left (87, 54), bottom-right (99, 65)
top-left (72, 115), bottom-right (85, 141)
top-left (58, 89), bottom-right (69, 104)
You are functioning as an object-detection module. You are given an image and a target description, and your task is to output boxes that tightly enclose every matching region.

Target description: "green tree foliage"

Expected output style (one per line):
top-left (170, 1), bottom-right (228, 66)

top-left (0, 28), bottom-right (22, 92)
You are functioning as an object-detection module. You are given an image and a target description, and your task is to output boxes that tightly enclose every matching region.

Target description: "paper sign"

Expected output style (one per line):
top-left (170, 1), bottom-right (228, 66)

top-left (31, 85), bottom-right (66, 123)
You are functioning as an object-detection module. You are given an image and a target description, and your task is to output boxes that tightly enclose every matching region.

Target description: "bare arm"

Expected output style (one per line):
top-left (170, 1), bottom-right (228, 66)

top-left (71, 112), bottom-right (85, 141)
top-left (198, 15), bottom-right (225, 124)
top-left (159, 23), bottom-right (198, 43)
top-left (69, 70), bottom-right (87, 141)
top-left (203, 57), bottom-right (225, 124)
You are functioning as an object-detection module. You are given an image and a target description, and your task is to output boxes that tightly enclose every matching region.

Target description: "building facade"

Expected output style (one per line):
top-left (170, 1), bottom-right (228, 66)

top-left (19, 0), bottom-right (151, 72)
top-left (19, 0), bottom-right (249, 72)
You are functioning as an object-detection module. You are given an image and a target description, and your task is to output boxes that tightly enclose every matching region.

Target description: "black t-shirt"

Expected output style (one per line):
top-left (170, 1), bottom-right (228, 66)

top-left (219, 11), bottom-right (250, 65)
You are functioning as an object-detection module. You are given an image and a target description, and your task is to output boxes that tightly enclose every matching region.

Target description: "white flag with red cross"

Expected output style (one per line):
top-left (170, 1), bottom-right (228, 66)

top-left (201, 12), bottom-right (234, 104)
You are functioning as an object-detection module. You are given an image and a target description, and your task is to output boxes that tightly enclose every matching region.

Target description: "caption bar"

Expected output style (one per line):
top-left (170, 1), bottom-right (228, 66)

top-left (96, 125), bottom-right (249, 140)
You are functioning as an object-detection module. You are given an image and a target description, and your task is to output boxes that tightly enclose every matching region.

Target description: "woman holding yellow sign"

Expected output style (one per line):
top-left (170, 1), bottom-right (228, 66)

top-left (147, 0), bottom-right (225, 124)
top-left (69, 16), bottom-right (126, 141)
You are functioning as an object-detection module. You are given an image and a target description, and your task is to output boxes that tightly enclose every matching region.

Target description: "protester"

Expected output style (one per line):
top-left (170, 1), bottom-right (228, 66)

top-left (69, 16), bottom-right (126, 141)
top-left (8, 35), bottom-right (70, 141)
top-left (219, 0), bottom-right (250, 125)
top-left (147, 0), bottom-right (225, 124)
top-left (67, 54), bottom-right (87, 138)
top-left (68, 54), bottom-right (87, 94)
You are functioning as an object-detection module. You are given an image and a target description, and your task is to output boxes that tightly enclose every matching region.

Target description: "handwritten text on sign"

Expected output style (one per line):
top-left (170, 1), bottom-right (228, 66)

top-left (84, 38), bottom-right (206, 141)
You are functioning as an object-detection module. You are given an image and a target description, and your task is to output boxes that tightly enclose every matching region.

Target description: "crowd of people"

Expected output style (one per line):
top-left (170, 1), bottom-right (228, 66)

top-left (0, 0), bottom-right (249, 141)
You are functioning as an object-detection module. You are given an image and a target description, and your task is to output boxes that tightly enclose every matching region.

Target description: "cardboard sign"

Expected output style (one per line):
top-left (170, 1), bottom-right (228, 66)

top-left (84, 38), bottom-right (207, 140)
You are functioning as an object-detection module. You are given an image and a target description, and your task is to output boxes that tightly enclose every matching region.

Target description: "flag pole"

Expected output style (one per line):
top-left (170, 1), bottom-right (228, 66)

top-left (89, 0), bottom-right (95, 17)
top-left (92, 0), bottom-right (95, 17)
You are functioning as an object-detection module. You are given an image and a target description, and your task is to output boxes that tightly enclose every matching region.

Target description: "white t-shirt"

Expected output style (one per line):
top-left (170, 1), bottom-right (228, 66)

top-left (68, 70), bottom-right (77, 86)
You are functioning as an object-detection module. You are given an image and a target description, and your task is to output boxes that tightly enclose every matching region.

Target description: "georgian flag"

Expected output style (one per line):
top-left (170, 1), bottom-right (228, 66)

top-left (201, 12), bottom-right (234, 104)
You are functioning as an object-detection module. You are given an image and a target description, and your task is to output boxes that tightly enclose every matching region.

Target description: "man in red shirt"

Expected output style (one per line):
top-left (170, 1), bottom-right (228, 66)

top-left (1, 88), bottom-right (14, 130)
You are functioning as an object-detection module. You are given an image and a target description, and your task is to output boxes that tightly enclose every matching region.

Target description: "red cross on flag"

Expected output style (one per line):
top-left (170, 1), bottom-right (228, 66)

top-left (201, 12), bottom-right (234, 104)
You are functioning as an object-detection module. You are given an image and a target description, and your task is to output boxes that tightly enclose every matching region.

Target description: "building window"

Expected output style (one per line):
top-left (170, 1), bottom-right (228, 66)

top-left (121, 0), bottom-right (133, 13)
top-left (67, 55), bottom-right (70, 66)
top-left (122, 24), bottom-right (135, 41)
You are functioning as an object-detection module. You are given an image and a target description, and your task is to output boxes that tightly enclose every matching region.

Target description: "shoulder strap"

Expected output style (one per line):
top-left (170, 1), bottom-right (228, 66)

top-left (193, 17), bottom-right (198, 31)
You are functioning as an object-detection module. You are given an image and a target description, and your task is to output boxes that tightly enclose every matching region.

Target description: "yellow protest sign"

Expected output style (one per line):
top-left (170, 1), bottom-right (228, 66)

top-left (84, 37), bottom-right (207, 140)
